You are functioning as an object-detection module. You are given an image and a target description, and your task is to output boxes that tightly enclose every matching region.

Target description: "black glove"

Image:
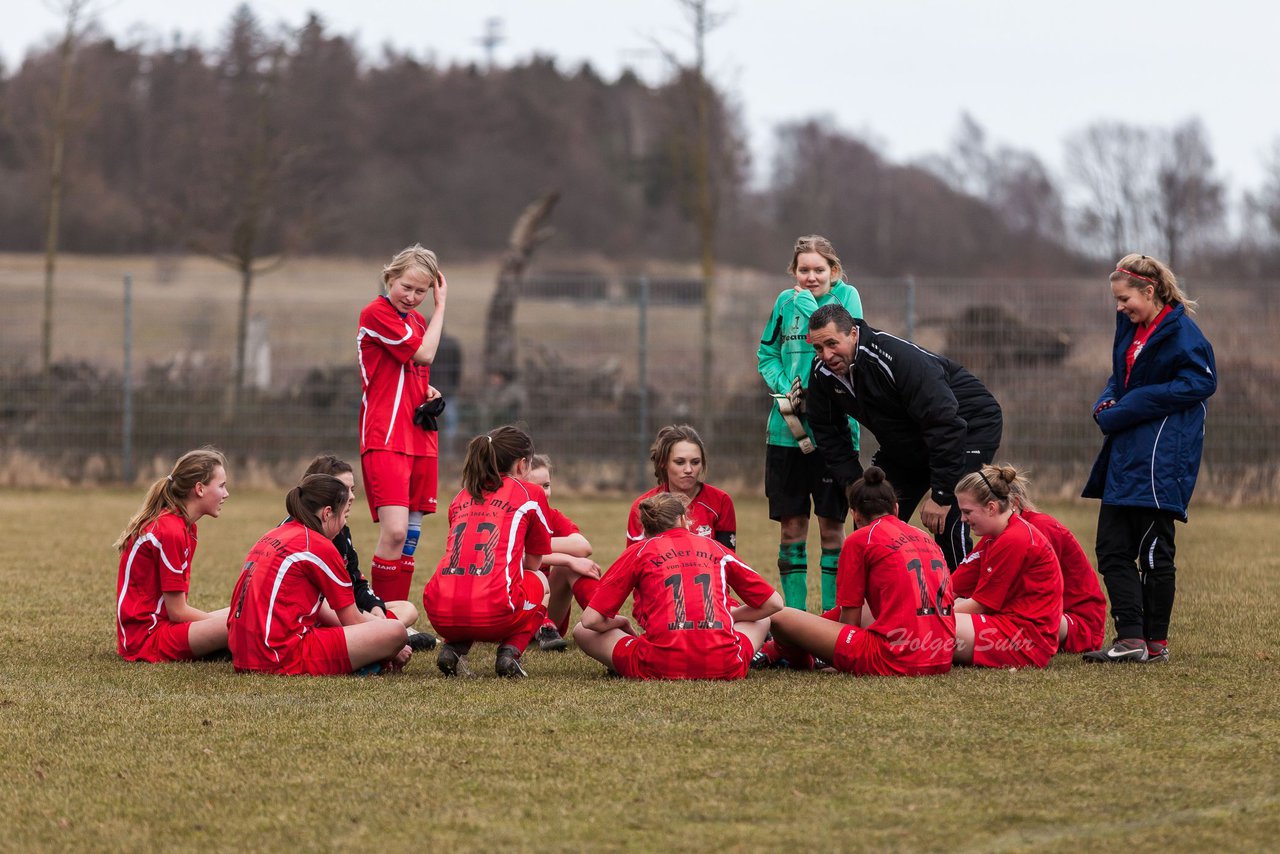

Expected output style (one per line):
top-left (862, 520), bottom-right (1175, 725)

top-left (412, 396), bottom-right (447, 431)
top-left (353, 580), bottom-right (387, 614)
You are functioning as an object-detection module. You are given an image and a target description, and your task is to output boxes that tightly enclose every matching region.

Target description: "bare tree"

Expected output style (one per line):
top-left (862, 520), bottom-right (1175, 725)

top-left (194, 5), bottom-right (292, 416)
top-left (1064, 121), bottom-right (1154, 258)
top-left (483, 191), bottom-right (559, 383)
top-left (39, 0), bottom-right (92, 372)
top-left (1264, 140), bottom-right (1280, 240)
top-left (649, 0), bottom-right (731, 431)
top-left (932, 113), bottom-right (1065, 244)
top-left (1151, 118), bottom-right (1224, 269)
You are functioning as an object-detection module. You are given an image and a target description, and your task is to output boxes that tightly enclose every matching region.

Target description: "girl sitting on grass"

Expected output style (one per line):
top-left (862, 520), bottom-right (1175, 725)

top-left (301, 453), bottom-right (436, 652)
top-left (1004, 473), bottom-right (1107, 655)
top-left (114, 447), bottom-right (232, 663)
top-left (525, 454), bottom-right (601, 652)
top-left (763, 466), bottom-right (956, 676)
top-left (227, 474), bottom-right (411, 676)
top-left (575, 493), bottom-right (782, 681)
top-left (625, 425), bottom-right (736, 550)
top-left (952, 464), bottom-right (1063, 669)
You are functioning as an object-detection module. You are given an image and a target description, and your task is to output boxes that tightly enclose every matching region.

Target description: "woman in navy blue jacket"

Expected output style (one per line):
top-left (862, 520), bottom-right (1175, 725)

top-left (1082, 254), bottom-right (1216, 664)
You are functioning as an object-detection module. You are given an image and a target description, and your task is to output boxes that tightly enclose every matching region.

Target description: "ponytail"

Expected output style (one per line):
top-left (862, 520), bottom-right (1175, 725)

top-left (638, 492), bottom-right (688, 537)
top-left (846, 466), bottom-right (897, 520)
top-left (1110, 253), bottom-right (1198, 314)
top-left (114, 447), bottom-right (226, 551)
top-left (285, 474), bottom-right (350, 534)
top-left (461, 425), bottom-right (534, 501)
top-left (955, 463), bottom-right (1022, 514)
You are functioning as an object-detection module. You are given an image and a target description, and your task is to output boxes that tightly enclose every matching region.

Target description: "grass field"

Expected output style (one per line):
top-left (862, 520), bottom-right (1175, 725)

top-left (1, 489), bottom-right (1278, 852)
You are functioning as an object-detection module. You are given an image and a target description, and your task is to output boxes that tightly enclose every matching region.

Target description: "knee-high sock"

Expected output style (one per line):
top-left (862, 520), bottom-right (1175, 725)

top-left (372, 555), bottom-right (414, 603)
top-left (557, 576), bottom-right (603, 636)
top-left (778, 542), bottom-right (808, 610)
top-left (504, 601), bottom-right (547, 652)
top-left (820, 547), bottom-right (840, 612)
top-left (370, 555), bottom-right (399, 602)
top-left (572, 576), bottom-right (600, 609)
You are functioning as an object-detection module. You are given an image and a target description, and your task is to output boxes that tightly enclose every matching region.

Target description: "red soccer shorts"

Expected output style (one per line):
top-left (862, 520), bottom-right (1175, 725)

top-left (425, 572), bottom-right (547, 650)
top-left (295, 626), bottom-right (355, 676)
top-left (361, 450), bottom-right (437, 522)
top-left (970, 614), bottom-right (1053, 669)
top-left (120, 620), bottom-right (193, 663)
top-left (830, 624), bottom-right (953, 677)
top-left (610, 632), bottom-right (753, 681)
top-left (1059, 611), bottom-right (1103, 654)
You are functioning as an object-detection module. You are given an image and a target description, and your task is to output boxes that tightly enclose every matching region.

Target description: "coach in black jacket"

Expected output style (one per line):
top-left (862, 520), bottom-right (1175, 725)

top-left (805, 304), bottom-right (1003, 569)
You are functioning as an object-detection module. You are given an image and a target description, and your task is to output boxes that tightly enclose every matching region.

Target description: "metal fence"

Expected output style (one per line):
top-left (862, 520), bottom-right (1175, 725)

top-left (1, 255), bottom-right (1274, 502)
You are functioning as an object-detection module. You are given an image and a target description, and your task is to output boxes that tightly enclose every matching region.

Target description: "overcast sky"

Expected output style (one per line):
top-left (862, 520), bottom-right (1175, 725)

top-left (4, 1), bottom-right (1277, 195)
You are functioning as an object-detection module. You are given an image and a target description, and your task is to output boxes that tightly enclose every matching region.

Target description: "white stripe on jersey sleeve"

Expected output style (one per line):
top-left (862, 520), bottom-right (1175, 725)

top-left (263, 549), bottom-right (353, 662)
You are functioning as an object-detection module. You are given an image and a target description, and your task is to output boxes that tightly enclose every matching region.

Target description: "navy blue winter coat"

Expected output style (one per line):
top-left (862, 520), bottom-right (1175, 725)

top-left (1082, 304), bottom-right (1216, 521)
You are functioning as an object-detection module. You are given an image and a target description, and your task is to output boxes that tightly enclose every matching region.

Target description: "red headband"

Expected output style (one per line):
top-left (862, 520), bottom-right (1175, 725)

top-left (1116, 266), bottom-right (1157, 286)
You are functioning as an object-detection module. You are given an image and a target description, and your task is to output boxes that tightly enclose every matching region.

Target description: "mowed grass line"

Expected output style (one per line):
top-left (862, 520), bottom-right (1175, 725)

top-left (1, 489), bottom-right (1277, 852)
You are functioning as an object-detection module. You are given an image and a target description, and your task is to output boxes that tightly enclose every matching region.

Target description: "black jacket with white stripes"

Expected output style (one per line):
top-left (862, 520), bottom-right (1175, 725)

top-left (807, 319), bottom-right (1003, 506)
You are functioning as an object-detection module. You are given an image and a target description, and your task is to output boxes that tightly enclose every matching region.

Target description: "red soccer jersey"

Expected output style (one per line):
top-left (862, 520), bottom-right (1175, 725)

top-left (226, 521), bottom-right (356, 674)
top-left (953, 513), bottom-right (1064, 666)
top-left (626, 483), bottom-right (737, 549)
top-left (357, 295), bottom-right (436, 457)
top-left (424, 477), bottom-right (553, 627)
top-left (1021, 509), bottom-right (1106, 646)
top-left (116, 511), bottom-right (196, 658)
top-left (546, 506), bottom-right (580, 538)
top-left (589, 528), bottom-right (775, 679)
top-left (836, 515), bottom-right (956, 674)
top-left (1124, 303), bottom-right (1172, 384)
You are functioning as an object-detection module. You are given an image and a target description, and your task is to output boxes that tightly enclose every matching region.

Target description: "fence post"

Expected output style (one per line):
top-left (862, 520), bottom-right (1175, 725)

top-left (636, 275), bottom-right (650, 493)
top-left (905, 274), bottom-right (917, 341)
top-left (122, 273), bottom-right (134, 484)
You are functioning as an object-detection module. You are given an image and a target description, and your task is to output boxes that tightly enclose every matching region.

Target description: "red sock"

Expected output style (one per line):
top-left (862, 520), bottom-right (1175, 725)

top-left (572, 576), bottom-right (600, 609)
top-left (771, 635), bottom-right (816, 671)
top-left (370, 556), bottom-right (398, 601)
top-left (382, 554), bottom-right (414, 602)
top-left (507, 603), bottom-right (548, 652)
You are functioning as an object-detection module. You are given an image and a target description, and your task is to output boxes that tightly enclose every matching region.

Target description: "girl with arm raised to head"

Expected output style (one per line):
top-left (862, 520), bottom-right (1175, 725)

top-left (357, 244), bottom-right (448, 607)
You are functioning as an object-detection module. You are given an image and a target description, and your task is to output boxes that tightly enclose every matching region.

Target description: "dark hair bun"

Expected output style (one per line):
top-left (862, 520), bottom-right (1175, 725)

top-left (863, 466), bottom-right (886, 486)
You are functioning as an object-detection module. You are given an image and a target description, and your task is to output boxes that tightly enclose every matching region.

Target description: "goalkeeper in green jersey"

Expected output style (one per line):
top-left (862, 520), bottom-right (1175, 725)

top-left (756, 235), bottom-right (863, 611)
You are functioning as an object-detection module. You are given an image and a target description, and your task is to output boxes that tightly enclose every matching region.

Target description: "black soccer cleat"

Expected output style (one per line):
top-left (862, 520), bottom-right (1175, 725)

top-left (437, 642), bottom-right (469, 676)
top-left (535, 624), bottom-right (568, 653)
top-left (495, 645), bottom-right (529, 678)
top-left (406, 628), bottom-right (438, 652)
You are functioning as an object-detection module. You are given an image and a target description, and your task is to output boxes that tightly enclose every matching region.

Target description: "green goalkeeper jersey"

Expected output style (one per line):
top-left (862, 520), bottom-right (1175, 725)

top-left (757, 281), bottom-right (863, 449)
